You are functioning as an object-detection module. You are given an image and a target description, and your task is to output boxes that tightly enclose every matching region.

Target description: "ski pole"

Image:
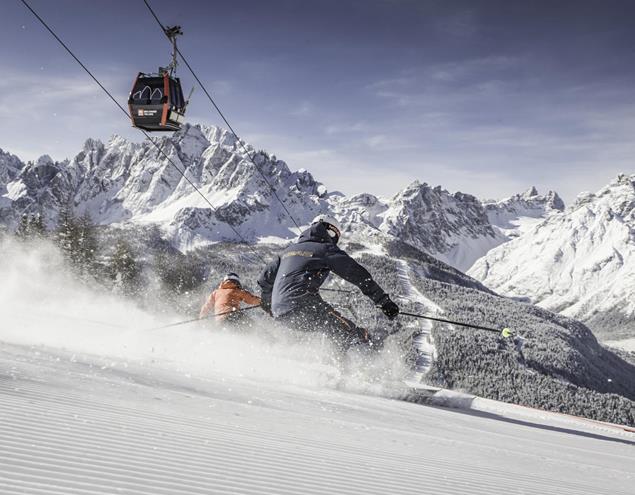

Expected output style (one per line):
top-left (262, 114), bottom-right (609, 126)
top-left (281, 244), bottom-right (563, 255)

top-left (399, 311), bottom-right (514, 338)
top-left (145, 305), bottom-right (261, 331)
top-left (320, 288), bottom-right (354, 294)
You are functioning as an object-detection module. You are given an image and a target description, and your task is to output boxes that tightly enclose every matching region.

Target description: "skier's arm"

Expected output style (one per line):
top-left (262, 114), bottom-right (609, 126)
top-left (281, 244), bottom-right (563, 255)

top-left (199, 291), bottom-right (216, 318)
top-left (325, 248), bottom-right (386, 304)
top-left (240, 289), bottom-right (261, 306)
top-left (257, 256), bottom-right (280, 313)
top-left (326, 249), bottom-right (399, 319)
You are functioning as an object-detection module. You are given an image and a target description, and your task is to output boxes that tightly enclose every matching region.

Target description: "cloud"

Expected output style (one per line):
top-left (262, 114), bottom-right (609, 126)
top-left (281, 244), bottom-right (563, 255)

top-left (0, 68), bottom-right (131, 121)
top-left (278, 146), bottom-right (416, 198)
top-left (290, 100), bottom-right (315, 117)
top-left (0, 67), bottom-right (135, 161)
top-left (207, 80), bottom-right (233, 97)
top-left (366, 56), bottom-right (522, 109)
top-left (324, 121), bottom-right (369, 135)
top-left (434, 9), bottom-right (479, 38)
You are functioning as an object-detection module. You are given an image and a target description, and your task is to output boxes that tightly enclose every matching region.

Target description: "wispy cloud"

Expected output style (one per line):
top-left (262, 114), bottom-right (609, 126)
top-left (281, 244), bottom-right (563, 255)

top-left (434, 9), bottom-right (479, 38)
top-left (290, 100), bottom-right (315, 117)
top-left (0, 68), bottom-right (135, 161)
top-left (324, 121), bottom-right (369, 135)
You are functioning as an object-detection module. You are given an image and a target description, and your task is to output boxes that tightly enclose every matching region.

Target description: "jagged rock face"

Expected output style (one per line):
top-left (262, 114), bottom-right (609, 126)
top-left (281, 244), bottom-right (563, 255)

top-left (0, 124), bottom-right (567, 272)
top-left (484, 186), bottom-right (565, 238)
top-left (469, 174), bottom-right (635, 340)
top-left (381, 181), bottom-right (498, 258)
top-left (0, 149), bottom-right (25, 220)
top-left (0, 149), bottom-right (23, 189)
top-left (0, 125), bottom-right (329, 246)
top-left (4, 155), bottom-right (79, 227)
top-left (332, 182), bottom-right (507, 271)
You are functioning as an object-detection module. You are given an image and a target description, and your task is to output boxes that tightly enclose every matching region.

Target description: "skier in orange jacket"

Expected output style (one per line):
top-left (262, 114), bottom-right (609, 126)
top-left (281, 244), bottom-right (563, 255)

top-left (199, 273), bottom-right (261, 325)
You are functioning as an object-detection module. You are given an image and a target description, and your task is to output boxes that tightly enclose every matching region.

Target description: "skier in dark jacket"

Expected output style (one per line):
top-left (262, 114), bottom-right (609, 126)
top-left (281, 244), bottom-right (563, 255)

top-left (258, 214), bottom-right (399, 349)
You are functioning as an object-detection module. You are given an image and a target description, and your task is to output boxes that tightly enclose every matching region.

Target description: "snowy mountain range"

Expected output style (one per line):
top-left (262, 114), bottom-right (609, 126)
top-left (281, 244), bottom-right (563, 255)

top-left (0, 124), bottom-right (560, 271)
top-left (0, 125), bottom-right (635, 342)
top-left (469, 174), bottom-right (635, 341)
top-left (1, 124), bottom-right (634, 425)
top-left (1, 124), bottom-right (632, 342)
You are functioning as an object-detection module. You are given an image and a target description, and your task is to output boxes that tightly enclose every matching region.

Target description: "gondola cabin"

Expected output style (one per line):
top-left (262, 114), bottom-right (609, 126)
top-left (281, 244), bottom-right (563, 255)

top-left (128, 72), bottom-right (186, 132)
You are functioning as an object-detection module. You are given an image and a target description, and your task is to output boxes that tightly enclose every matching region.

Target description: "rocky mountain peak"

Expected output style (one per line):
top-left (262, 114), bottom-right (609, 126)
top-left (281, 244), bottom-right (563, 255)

top-left (0, 124), bottom-right (566, 273)
top-left (469, 174), bottom-right (635, 340)
top-left (523, 185), bottom-right (539, 198)
top-left (0, 149), bottom-right (24, 189)
top-left (545, 190), bottom-right (565, 211)
top-left (614, 173), bottom-right (635, 188)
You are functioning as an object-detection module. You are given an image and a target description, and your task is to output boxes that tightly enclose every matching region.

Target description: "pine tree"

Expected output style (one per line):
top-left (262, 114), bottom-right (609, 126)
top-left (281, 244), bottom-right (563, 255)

top-left (109, 239), bottom-right (140, 295)
top-left (56, 206), bottom-right (77, 255)
top-left (29, 213), bottom-right (46, 238)
top-left (16, 212), bottom-right (47, 240)
top-left (76, 212), bottom-right (98, 270)
top-left (154, 251), bottom-right (204, 294)
top-left (15, 214), bottom-right (30, 239)
top-left (56, 208), bottom-right (98, 274)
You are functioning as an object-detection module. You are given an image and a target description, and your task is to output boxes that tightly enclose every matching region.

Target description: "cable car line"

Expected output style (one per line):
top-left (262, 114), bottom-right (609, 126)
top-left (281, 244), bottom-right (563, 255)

top-left (19, 0), bottom-right (268, 265)
top-left (141, 0), bottom-right (303, 233)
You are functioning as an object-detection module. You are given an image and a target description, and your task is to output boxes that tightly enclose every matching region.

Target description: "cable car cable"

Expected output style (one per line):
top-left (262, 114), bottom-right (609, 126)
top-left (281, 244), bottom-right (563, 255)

top-left (19, 0), bottom-right (268, 266)
top-left (142, 0), bottom-right (303, 233)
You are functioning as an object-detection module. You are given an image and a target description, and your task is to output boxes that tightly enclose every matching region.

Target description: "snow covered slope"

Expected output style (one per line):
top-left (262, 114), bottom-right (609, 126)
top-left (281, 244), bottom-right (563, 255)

top-left (484, 186), bottom-right (565, 238)
top-left (0, 241), bottom-right (633, 493)
top-left (1, 341), bottom-right (633, 495)
top-left (1, 230), bottom-right (634, 495)
top-left (469, 174), bottom-right (635, 340)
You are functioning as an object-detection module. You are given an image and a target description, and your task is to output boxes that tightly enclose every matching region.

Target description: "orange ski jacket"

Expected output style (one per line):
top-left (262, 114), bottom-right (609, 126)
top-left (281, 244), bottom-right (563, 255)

top-left (199, 280), bottom-right (261, 320)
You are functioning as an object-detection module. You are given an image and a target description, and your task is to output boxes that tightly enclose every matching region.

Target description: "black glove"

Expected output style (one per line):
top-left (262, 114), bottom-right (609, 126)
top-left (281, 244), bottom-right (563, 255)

top-left (260, 299), bottom-right (273, 317)
top-left (356, 327), bottom-right (370, 343)
top-left (378, 295), bottom-right (399, 320)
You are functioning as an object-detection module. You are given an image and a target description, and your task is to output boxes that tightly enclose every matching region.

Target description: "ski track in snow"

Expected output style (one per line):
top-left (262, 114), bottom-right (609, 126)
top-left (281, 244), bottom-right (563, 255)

top-left (395, 259), bottom-right (438, 373)
top-left (0, 342), bottom-right (633, 495)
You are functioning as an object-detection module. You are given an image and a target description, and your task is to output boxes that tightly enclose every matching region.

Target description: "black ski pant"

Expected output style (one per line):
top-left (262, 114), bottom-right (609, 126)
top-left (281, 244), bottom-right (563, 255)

top-left (276, 297), bottom-right (368, 350)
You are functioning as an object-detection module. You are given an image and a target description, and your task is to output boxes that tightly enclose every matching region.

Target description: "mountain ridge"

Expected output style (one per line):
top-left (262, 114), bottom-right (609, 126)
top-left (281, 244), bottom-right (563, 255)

top-left (0, 124), bottom-right (561, 270)
top-left (1, 128), bottom-right (634, 425)
top-left (469, 173), bottom-right (635, 341)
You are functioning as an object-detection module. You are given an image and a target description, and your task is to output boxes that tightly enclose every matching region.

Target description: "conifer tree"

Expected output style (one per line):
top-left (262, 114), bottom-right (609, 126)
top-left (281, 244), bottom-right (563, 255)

top-left (16, 212), bottom-right (47, 240)
top-left (109, 239), bottom-right (140, 295)
top-left (56, 208), bottom-right (98, 274)
top-left (15, 214), bottom-right (30, 239)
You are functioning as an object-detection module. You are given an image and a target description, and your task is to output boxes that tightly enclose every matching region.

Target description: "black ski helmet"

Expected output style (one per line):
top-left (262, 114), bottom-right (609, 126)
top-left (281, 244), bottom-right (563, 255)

top-left (311, 214), bottom-right (342, 244)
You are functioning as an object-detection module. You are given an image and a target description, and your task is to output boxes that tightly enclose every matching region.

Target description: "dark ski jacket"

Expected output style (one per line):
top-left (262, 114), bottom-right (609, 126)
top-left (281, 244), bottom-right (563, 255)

top-left (257, 223), bottom-right (387, 317)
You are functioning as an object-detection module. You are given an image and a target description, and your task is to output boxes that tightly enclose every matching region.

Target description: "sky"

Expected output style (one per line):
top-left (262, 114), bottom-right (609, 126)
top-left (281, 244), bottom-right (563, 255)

top-left (1, 0), bottom-right (635, 204)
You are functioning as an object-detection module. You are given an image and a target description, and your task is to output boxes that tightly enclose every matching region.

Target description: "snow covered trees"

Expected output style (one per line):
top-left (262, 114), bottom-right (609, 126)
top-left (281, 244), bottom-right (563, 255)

top-left (108, 239), bottom-right (141, 295)
top-left (55, 208), bottom-right (98, 275)
top-left (15, 213), bottom-right (46, 240)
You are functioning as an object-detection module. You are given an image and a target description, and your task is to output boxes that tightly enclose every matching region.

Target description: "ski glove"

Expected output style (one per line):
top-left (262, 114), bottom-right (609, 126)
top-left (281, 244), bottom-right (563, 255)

top-left (260, 299), bottom-right (273, 317)
top-left (378, 295), bottom-right (399, 320)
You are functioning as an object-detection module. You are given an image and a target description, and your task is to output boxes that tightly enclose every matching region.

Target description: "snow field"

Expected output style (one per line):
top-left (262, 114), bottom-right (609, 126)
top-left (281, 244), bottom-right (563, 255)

top-left (0, 238), bottom-right (413, 396)
top-left (1, 343), bottom-right (633, 495)
top-left (1, 234), bottom-right (634, 495)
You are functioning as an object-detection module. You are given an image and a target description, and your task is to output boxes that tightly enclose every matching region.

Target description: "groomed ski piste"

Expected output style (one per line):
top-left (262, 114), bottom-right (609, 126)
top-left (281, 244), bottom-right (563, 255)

top-left (1, 242), bottom-right (634, 495)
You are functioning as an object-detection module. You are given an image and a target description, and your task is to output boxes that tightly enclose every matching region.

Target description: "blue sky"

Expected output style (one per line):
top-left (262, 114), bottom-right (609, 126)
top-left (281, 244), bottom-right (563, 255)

top-left (2, 0), bottom-right (634, 203)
